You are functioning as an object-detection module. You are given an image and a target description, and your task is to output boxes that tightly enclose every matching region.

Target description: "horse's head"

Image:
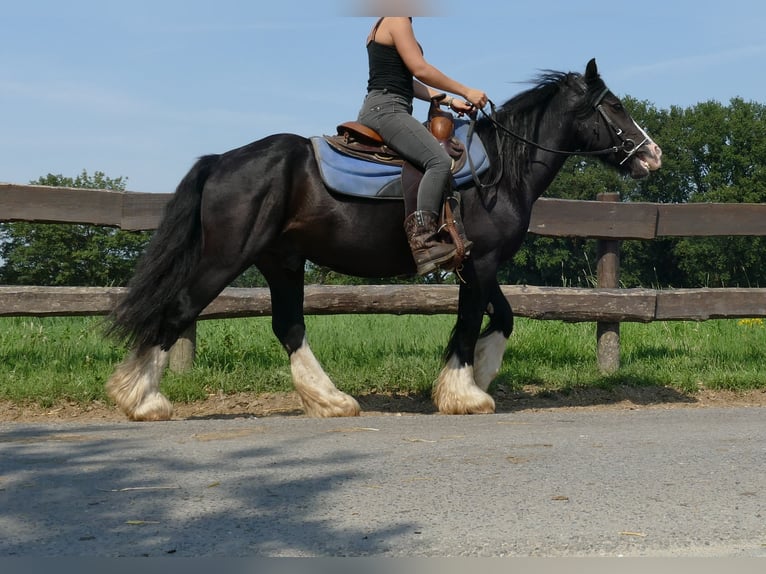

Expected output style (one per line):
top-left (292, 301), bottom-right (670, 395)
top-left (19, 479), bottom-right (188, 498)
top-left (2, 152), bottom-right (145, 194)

top-left (575, 58), bottom-right (662, 179)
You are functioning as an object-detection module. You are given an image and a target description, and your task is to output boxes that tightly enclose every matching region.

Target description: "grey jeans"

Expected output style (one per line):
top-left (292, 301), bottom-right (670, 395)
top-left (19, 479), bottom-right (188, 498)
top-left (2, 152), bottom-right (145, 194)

top-left (357, 89), bottom-right (452, 213)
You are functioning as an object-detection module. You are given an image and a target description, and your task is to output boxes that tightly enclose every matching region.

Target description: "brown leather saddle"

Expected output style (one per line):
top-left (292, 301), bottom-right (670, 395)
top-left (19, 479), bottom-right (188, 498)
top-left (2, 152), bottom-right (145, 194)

top-left (326, 116), bottom-right (468, 174)
top-left (323, 96), bottom-right (472, 268)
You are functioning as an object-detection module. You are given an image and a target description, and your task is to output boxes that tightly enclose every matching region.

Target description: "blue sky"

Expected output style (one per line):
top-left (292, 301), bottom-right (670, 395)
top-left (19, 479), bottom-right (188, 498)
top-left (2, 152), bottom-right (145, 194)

top-left (2, 0), bottom-right (765, 193)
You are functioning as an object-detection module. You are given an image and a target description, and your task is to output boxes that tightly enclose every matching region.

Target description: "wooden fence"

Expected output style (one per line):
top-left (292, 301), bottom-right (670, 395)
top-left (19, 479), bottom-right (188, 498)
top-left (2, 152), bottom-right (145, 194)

top-left (2, 183), bottom-right (766, 373)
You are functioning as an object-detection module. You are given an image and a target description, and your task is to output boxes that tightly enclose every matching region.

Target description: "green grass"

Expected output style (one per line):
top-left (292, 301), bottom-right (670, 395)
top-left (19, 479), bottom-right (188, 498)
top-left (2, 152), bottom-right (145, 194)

top-left (0, 315), bottom-right (764, 407)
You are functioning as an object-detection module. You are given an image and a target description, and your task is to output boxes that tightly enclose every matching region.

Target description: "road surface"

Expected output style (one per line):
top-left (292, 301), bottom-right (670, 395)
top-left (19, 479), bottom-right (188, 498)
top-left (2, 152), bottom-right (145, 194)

top-left (1, 407), bottom-right (764, 557)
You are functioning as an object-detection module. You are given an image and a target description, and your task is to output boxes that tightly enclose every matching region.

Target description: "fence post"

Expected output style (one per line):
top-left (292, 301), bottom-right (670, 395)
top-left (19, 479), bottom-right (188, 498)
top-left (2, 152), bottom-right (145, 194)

top-left (596, 192), bottom-right (620, 373)
top-left (169, 322), bottom-right (196, 373)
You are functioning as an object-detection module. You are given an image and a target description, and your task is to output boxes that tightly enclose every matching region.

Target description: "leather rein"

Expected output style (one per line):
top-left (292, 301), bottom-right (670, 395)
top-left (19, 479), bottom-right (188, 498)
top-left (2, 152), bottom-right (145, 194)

top-left (466, 87), bottom-right (649, 191)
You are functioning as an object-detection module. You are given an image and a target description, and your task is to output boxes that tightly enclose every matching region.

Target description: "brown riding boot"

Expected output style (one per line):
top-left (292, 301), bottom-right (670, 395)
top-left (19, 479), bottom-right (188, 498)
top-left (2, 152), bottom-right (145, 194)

top-left (403, 210), bottom-right (457, 276)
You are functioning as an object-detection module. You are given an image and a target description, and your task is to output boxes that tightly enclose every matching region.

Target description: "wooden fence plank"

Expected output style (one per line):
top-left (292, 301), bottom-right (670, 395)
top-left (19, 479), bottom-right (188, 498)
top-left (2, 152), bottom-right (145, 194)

top-left (0, 184), bottom-right (126, 226)
top-left (202, 285), bottom-right (661, 322)
top-left (121, 192), bottom-right (173, 231)
top-left (656, 288), bottom-right (766, 320)
top-left (0, 285), bottom-right (662, 322)
top-left (0, 286), bottom-right (123, 316)
top-left (656, 203), bottom-right (766, 237)
top-left (529, 198), bottom-right (658, 239)
top-left (5, 185), bottom-right (766, 238)
top-left (504, 286), bottom-right (658, 322)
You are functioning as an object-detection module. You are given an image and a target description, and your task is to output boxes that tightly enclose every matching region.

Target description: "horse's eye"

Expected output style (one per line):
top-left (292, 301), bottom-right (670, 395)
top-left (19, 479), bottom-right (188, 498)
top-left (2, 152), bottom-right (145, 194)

top-left (612, 102), bottom-right (624, 112)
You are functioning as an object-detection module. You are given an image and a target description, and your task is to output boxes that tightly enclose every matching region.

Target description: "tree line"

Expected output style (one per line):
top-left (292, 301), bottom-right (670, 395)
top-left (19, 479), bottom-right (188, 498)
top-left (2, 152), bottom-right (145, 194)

top-left (1, 96), bottom-right (764, 289)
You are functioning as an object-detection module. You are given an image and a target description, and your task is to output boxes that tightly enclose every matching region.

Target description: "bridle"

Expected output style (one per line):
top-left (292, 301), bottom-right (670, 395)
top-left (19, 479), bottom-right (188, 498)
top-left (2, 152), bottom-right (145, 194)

top-left (591, 87), bottom-right (653, 166)
top-left (479, 88), bottom-right (646, 157)
top-left (466, 86), bottom-right (652, 191)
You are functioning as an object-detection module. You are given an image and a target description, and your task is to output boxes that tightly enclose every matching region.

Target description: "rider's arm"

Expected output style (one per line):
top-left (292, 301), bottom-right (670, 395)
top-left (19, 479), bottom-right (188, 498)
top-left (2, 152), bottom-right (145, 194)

top-left (388, 17), bottom-right (486, 108)
top-left (413, 79), bottom-right (447, 103)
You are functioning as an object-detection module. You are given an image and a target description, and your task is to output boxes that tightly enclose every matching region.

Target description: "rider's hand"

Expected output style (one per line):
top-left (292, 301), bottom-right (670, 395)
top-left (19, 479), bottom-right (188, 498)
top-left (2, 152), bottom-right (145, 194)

top-left (464, 88), bottom-right (488, 110)
top-left (450, 99), bottom-right (475, 116)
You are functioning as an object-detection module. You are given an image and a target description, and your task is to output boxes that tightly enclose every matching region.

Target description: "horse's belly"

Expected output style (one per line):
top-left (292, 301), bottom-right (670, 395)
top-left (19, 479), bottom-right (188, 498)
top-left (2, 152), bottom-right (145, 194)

top-left (306, 244), bottom-right (415, 278)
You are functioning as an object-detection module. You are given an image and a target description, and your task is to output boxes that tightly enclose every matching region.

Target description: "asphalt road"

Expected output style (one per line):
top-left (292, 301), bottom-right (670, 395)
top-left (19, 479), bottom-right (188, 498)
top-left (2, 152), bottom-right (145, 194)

top-left (1, 407), bottom-right (764, 558)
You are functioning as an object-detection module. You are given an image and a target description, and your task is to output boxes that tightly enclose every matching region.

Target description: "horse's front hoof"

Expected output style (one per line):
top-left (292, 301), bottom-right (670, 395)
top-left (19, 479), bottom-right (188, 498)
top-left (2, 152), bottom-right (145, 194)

top-left (301, 392), bottom-right (361, 418)
top-left (433, 357), bottom-right (496, 415)
top-left (434, 390), bottom-right (495, 415)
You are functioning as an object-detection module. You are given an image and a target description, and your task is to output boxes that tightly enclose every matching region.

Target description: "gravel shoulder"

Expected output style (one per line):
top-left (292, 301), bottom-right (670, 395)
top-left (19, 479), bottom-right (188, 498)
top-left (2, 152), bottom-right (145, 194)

top-left (2, 386), bottom-right (764, 422)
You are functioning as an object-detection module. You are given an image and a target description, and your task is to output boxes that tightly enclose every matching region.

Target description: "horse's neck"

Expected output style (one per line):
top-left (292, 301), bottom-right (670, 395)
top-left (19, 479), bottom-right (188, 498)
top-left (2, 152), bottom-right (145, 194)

top-left (527, 150), bottom-right (569, 201)
top-left (511, 112), bottom-right (575, 208)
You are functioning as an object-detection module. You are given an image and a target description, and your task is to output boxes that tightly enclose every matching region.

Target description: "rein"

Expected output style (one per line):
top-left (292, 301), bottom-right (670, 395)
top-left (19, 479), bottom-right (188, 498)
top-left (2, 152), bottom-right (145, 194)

top-left (465, 87), bottom-right (643, 192)
top-left (480, 89), bottom-right (631, 157)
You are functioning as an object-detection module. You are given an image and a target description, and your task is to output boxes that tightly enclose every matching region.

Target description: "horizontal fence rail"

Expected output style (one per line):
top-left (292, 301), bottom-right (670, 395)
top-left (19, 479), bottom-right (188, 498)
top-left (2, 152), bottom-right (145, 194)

top-left (0, 184), bottom-right (170, 231)
top-left (4, 183), bottom-right (766, 237)
top-left (2, 183), bottom-right (766, 373)
top-left (1, 285), bottom-right (765, 323)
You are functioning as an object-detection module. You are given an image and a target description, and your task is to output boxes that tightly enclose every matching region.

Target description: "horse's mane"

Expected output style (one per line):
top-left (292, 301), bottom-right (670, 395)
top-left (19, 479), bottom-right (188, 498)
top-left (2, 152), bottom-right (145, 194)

top-left (475, 70), bottom-right (607, 194)
top-left (503, 71), bottom-right (575, 115)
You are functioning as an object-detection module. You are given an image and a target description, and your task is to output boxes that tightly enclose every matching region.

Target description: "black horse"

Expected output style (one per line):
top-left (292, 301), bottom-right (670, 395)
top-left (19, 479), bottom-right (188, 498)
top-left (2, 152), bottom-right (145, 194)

top-left (106, 59), bottom-right (661, 420)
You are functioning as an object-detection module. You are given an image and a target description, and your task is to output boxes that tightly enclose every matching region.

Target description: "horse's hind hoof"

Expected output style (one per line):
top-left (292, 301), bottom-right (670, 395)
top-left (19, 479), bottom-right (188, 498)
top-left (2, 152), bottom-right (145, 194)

top-left (128, 393), bottom-right (174, 421)
top-left (290, 342), bottom-right (361, 417)
top-left (106, 347), bottom-right (172, 421)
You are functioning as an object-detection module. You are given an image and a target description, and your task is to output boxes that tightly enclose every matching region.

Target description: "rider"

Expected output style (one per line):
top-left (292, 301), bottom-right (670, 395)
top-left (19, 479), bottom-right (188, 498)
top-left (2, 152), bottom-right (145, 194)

top-left (356, 17), bottom-right (488, 275)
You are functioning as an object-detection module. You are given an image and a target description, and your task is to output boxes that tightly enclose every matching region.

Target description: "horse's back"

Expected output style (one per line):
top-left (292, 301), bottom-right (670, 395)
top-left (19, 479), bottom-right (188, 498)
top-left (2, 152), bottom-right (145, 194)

top-left (191, 132), bottom-right (415, 277)
top-left (199, 132), bottom-right (315, 209)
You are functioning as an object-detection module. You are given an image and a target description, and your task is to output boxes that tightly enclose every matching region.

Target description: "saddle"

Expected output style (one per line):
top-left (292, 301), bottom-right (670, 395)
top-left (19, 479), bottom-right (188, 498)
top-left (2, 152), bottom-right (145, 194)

top-left (324, 95), bottom-right (472, 267)
top-left (326, 115), bottom-right (468, 175)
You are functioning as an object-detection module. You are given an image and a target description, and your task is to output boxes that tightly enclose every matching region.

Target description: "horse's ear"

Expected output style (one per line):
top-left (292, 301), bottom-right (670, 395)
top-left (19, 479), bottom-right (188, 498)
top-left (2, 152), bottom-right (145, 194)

top-left (585, 58), bottom-right (598, 80)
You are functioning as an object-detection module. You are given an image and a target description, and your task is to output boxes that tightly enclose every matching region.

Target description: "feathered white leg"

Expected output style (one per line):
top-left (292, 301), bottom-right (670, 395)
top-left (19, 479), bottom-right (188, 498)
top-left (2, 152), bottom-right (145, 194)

top-left (106, 346), bottom-right (173, 421)
top-left (291, 338), bottom-right (360, 417)
top-left (473, 331), bottom-right (508, 392)
top-left (432, 354), bottom-right (495, 415)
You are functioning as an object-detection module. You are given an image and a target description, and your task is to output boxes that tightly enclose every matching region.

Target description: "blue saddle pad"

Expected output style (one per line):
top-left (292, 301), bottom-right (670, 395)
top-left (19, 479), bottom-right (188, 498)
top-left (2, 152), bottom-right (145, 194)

top-left (311, 119), bottom-right (490, 200)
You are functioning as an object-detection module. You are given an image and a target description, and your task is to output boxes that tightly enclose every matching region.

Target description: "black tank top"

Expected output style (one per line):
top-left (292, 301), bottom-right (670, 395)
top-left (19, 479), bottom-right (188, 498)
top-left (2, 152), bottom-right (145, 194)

top-left (365, 18), bottom-right (415, 101)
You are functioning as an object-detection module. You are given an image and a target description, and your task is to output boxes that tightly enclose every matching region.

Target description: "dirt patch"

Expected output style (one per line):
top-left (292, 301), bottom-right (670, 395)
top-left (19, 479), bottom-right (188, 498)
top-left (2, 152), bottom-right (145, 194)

top-left (1, 386), bottom-right (764, 423)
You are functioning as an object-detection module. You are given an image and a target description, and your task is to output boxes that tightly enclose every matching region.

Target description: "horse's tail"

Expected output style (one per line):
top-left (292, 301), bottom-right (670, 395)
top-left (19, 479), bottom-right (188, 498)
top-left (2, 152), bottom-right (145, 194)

top-left (107, 154), bottom-right (219, 350)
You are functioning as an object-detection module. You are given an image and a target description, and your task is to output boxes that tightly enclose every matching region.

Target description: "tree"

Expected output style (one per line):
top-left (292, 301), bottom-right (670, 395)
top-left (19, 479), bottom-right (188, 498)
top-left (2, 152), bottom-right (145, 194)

top-left (0, 171), bottom-right (151, 286)
top-left (651, 98), bottom-right (766, 287)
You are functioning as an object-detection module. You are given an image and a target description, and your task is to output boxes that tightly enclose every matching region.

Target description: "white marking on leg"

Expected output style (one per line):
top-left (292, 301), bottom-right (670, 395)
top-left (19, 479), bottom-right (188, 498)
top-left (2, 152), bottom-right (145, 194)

top-left (433, 354), bottom-right (495, 415)
top-left (106, 346), bottom-right (173, 421)
top-left (290, 338), bottom-right (360, 418)
top-left (473, 331), bottom-right (508, 392)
